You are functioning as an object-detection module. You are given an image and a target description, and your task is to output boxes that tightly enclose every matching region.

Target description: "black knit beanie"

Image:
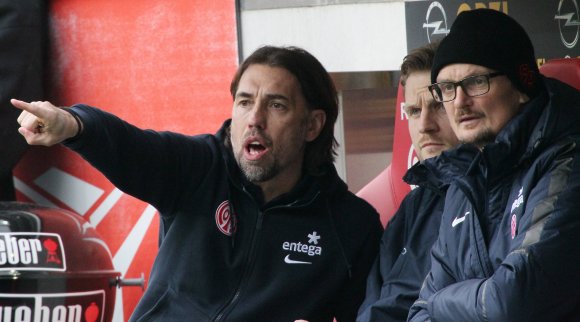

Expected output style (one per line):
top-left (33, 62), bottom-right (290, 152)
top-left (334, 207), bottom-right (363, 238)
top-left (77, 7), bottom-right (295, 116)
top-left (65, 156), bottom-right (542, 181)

top-left (431, 9), bottom-right (541, 98)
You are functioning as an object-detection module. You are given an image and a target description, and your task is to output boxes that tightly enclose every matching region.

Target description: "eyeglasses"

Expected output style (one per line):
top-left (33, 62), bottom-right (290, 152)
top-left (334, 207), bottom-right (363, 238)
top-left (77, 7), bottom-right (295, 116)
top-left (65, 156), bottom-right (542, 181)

top-left (428, 72), bottom-right (504, 102)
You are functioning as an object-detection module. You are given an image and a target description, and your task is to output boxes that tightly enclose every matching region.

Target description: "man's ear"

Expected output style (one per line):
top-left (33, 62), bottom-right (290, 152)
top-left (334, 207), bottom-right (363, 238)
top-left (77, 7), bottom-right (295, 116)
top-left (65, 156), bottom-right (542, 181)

top-left (305, 109), bottom-right (326, 142)
top-left (518, 91), bottom-right (530, 104)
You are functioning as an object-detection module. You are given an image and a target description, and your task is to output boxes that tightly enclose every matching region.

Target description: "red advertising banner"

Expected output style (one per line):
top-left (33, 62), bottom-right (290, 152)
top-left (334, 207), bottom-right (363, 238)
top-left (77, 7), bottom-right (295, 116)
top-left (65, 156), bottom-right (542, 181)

top-left (13, 1), bottom-right (238, 321)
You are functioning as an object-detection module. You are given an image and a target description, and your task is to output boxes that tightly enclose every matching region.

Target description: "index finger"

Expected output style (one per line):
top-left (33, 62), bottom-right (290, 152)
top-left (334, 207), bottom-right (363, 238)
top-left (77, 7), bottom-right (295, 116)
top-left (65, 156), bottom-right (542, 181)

top-left (12, 98), bottom-right (36, 112)
top-left (11, 99), bottom-right (50, 119)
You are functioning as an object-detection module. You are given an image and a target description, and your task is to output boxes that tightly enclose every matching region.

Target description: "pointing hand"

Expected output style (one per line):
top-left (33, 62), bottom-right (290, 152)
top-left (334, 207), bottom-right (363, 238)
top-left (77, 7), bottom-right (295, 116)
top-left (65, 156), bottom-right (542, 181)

top-left (12, 99), bottom-right (81, 146)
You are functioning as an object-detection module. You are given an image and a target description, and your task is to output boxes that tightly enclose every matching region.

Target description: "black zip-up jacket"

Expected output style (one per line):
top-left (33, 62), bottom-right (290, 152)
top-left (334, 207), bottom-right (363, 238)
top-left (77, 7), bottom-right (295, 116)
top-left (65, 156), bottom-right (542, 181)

top-left (408, 78), bottom-right (580, 321)
top-left (64, 105), bottom-right (383, 322)
top-left (357, 164), bottom-right (447, 322)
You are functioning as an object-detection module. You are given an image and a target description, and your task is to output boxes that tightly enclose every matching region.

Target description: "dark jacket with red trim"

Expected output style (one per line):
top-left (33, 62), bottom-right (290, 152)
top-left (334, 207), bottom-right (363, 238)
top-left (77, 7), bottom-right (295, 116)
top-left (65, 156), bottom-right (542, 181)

top-left (64, 105), bottom-right (383, 322)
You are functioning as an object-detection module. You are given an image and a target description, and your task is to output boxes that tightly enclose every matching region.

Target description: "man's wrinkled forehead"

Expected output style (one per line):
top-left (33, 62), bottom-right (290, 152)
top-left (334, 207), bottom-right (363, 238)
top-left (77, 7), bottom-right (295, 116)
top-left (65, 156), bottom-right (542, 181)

top-left (404, 85), bottom-right (433, 108)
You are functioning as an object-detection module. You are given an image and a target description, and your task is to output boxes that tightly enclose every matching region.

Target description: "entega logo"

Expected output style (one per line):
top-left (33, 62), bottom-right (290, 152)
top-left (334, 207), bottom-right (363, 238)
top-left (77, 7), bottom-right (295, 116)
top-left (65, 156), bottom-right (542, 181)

top-left (555, 0), bottom-right (580, 49)
top-left (0, 233), bottom-right (66, 271)
top-left (510, 188), bottom-right (524, 239)
top-left (423, 1), bottom-right (450, 43)
top-left (510, 188), bottom-right (524, 213)
top-left (282, 231), bottom-right (322, 265)
top-left (0, 290), bottom-right (104, 322)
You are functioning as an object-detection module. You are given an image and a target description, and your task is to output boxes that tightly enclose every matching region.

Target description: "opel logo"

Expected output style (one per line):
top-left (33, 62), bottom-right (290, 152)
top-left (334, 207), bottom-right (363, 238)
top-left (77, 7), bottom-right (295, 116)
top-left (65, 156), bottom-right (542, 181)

top-left (423, 1), bottom-right (450, 43)
top-left (555, 0), bottom-right (580, 49)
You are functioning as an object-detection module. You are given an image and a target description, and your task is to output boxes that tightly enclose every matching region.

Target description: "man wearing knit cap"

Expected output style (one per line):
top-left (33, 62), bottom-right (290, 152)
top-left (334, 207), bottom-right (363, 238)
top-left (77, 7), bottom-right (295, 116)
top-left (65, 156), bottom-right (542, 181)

top-left (408, 8), bottom-right (580, 322)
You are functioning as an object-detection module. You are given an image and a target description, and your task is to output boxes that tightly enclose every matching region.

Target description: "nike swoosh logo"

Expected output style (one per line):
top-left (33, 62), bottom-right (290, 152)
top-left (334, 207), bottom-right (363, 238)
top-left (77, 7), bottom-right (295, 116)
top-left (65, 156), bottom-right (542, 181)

top-left (452, 211), bottom-right (470, 227)
top-left (284, 254), bottom-right (312, 265)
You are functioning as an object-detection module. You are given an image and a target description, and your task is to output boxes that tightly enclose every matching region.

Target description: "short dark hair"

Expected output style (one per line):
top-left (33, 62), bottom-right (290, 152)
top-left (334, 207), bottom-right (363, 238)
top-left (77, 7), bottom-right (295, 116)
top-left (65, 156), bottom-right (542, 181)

top-left (400, 41), bottom-right (440, 87)
top-left (230, 46), bottom-right (339, 174)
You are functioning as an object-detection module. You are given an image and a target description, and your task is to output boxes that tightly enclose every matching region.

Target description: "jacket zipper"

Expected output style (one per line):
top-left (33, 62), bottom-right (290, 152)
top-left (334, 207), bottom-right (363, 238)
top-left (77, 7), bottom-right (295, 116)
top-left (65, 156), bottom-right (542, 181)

top-left (212, 191), bottom-right (320, 321)
top-left (457, 180), bottom-right (493, 277)
top-left (214, 209), bottom-right (264, 321)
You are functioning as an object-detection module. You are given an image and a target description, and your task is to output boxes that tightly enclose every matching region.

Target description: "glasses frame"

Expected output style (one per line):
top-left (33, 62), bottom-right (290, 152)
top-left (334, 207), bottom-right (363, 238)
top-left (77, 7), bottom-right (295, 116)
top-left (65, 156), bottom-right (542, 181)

top-left (428, 72), bottom-right (504, 103)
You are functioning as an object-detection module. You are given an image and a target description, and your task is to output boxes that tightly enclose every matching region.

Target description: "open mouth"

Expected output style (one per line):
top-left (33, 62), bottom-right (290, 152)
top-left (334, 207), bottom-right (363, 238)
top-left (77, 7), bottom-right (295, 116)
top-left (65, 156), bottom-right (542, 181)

top-left (247, 141), bottom-right (266, 155)
top-left (243, 137), bottom-right (269, 161)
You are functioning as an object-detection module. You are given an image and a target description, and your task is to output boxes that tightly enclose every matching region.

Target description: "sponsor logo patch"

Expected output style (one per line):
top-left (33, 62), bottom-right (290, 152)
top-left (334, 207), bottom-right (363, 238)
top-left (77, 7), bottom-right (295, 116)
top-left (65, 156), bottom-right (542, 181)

top-left (282, 231), bottom-right (323, 265)
top-left (510, 188), bottom-right (524, 239)
top-left (0, 233), bottom-right (65, 272)
top-left (452, 212), bottom-right (469, 228)
top-left (0, 290), bottom-right (105, 322)
top-left (510, 188), bottom-right (524, 213)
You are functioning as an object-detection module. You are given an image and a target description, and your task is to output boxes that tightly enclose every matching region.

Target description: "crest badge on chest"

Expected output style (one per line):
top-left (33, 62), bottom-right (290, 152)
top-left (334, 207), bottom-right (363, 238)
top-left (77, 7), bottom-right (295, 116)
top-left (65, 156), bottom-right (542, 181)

top-left (215, 200), bottom-right (237, 236)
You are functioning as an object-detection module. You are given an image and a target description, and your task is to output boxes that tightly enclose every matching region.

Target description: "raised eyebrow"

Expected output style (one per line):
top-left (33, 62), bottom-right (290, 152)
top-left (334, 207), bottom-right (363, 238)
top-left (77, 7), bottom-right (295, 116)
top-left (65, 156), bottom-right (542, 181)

top-left (234, 92), bottom-right (253, 100)
top-left (265, 94), bottom-right (290, 103)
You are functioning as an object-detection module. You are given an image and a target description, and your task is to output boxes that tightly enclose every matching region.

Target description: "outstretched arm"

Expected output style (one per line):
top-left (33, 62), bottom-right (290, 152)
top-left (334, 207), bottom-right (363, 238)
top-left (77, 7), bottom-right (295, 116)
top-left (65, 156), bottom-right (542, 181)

top-left (12, 99), bottom-right (81, 146)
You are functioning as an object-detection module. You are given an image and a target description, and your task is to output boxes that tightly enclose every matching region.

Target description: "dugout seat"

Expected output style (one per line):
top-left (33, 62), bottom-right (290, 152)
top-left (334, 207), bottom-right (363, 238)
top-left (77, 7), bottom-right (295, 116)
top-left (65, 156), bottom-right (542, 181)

top-left (356, 83), bottom-right (413, 227)
top-left (539, 57), bottom-right (580, 90)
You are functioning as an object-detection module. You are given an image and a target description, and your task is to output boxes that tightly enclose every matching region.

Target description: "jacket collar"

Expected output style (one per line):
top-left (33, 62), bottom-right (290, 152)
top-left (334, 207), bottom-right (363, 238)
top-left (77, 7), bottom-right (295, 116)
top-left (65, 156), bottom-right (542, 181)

top-left (214, 119), bottom-right (346, 207)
